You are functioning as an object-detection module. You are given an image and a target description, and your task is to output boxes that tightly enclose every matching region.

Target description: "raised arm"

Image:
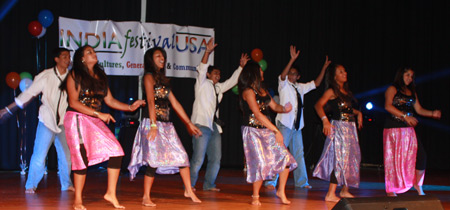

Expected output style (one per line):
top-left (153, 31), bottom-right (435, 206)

top-left (242, 89), bottom-right (284, 144)
top-left (315, 89), bottom-right (334, 136)
top-left (314, 56), bottom-right (331, 87)
top-left (168, 92), bottom-right (202, 137)
top-left (413, 94), bottom-right (441, 119)
top-left (280, 45), bottom-right (300, 81)
top-left (384, 86), bottom-right (418, 127)
top-left (218, 53), bottom-right (249, 92)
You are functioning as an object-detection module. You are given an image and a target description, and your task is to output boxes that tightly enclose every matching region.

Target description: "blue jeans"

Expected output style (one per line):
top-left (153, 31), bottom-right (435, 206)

top-left (25, 122), bottom-right (73, 190)
top-left (190, 124), bottom-right (221, 190)
top-left (265, 121), bottom-right (309, 188)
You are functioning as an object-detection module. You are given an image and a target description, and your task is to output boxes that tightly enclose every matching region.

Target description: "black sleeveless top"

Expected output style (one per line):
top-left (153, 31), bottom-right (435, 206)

top-left (384, 88), bottom-right (416, 128)
top-left (142, 77), bottom-right (171, 122)
top-left (325, 95), bottom-right (355, 122)
top-left (241, 89), bottom-right (272, 128)
top-left (67, 88), bottom-right (106, 112)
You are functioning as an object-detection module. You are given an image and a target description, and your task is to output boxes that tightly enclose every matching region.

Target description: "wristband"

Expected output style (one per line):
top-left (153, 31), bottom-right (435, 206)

top-left (5, 107), bottom-right (13, 115)
top-left (401, 114), bottom-right (407, 119)
top-left (321, 116), bottom-right (327, 121)
top-left (93, 111), bottom-right (99, 117)
top-left (128, 105), bottom-right (132, 111)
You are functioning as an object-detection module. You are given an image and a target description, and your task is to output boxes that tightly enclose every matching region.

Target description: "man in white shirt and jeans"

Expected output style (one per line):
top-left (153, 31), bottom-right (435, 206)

top-left (0, 48), bottom-right (74, 193)
top-left (265, 46), bottom-right (330, 189)
top-left (190, 38), bottom-right (249, 191)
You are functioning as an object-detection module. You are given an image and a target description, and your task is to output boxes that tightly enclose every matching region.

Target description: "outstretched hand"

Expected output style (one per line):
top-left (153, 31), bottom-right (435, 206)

top-left (283, 102), bottom-right (292, 113)
top-left (323, 55), bottom-right (332, 68)
top-left (432, 110), bottom-right (441, 120)
top-left (129, 100), bottom-right (146, 112)
top-left (290, 45), bottom-right (300, 61)
top-left (206, 38), bottom-right (218, 53)
top-left (240, 53), bottom-right (250, 67)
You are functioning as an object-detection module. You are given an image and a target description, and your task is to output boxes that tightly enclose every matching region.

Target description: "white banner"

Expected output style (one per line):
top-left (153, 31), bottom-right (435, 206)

top-left (58, 17), bottom-right (214, 77)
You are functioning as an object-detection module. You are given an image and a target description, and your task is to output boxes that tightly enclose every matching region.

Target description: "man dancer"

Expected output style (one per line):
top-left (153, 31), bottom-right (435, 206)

top-left (190, 38), bottom-right (249, 191)
top-left (265, 46), bottom-right (330, 189)
top-left (0, 48), bottom-right (74, 193)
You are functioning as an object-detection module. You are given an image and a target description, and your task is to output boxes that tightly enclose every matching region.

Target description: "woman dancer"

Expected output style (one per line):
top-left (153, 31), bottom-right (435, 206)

top-left (313, 64), bottom-right (362, 202)
top-left (238, 61), bottom-right (297, 205)
top-left (128, 47), bottom-right (202, 206)
top-left (383, 67), bottom-right (441, 196)
top-left (63, 45), bottom-right (145, 210)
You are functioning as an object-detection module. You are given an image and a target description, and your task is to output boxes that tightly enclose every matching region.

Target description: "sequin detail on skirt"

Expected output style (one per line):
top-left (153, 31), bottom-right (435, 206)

top-left (313, 120), bottom-right (361, 188)
top-left (241, 126), bottom-right (297, 183)
top-left (128, 119), bottom-right (190, 180)
top-left (64, 111), bottom-right (124, 170)
top-left (383, 127), bottom-right (420, 193)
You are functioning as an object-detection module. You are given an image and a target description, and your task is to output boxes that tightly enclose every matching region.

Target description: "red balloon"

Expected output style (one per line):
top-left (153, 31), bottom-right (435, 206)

top-left (28, 21), bottom-right (43, 37)
top-left (251, 48), bottom-right (263, 62)
top-left (6, 72), bottom-right (21, 89)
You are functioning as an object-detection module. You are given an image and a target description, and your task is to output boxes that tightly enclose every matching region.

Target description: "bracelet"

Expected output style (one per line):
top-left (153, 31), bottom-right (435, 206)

top-left (5, 106), bottom-right (13, 115)
top-left (150, 123), bottom-right (157, 128)
top-left (273, 129), bottom-right (279, 134)
top-left (93, 111), bottom-right (99, 117)
top-left (321, 116), bottom-right (327, 121)
top-left (401, 114), bottom-right (407, 119)
top-left (128, 105), bottom-right (132, 111)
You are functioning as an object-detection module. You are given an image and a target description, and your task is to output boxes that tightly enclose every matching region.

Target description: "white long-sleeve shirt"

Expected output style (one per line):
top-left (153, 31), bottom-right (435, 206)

top-left (15, 67), bottom-right (68, 133)
top-left (275, 75), bottom-right (316, 130)
top-left (191, 62), bottom-right (242, 133)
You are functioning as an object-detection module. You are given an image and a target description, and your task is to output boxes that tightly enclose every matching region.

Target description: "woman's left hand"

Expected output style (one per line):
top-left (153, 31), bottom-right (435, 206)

top-left (432, 110), bottom-right (441, 120)
top-left (129, 100), bottom-right (146, 111)
top-left (187, 122), bottom-right (202, 137)
top-left (357, 112), bottom-right (363, 130)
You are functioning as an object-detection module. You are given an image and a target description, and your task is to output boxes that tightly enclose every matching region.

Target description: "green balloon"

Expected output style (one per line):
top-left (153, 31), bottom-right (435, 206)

top-left (232, 85), bottom-right (239, 95)
top-left (20, 72), bottom-right (33, 80)
top-left (259, 59), bottom-right (268, 71)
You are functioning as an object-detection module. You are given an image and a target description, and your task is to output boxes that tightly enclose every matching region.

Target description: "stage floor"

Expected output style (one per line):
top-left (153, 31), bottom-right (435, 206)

top-left (0, 168), bottom-right (449, 209)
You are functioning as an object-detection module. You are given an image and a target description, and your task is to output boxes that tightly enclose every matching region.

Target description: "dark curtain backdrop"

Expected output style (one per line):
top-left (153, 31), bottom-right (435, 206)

top-left (1, 0), bottom-right (449, 171)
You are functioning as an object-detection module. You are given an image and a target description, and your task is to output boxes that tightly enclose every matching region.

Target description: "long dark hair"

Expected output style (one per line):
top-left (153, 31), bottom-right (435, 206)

top-left (143, 47), bottom-right (169, 85)
top-left (63, 45), bottom-right (107, 94)
top-left (325, 63), bottom-right (353, 102)
top-left (238, 61), bottom-right (265, 110)
top-left (393, 67), bottom-right (416, 95)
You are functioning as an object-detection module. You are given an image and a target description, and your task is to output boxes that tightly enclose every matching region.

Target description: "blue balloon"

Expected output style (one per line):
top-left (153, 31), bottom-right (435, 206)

top-left (19, 78), bottom-right (33, 92)
top-left (38, 9), bottom-right (53, 28)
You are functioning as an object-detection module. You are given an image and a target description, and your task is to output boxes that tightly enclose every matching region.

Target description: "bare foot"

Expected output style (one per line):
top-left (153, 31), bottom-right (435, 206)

top-left (276, 191), bottom-right (291, 205)
top-left (25, 188), bottom-right (36, 194)
top-left (73, 203), bottom-right (86, 210)
top-left (414, 185), bottom-right (425, 195)
top-left (184, 190), bottom-right (202, 203)
top-left (339, 191), bottom-right (354, 198)
top-left (64, 186), bottom-right (75, 192)
top-left (387, 192), bottom-right (397, 197)
top-left (325, 194), bottom-right (340, 202)
top-left (265, 185), bottom-right (276, 190)
top-left (142, 197), bottom-right (156, 207)
top-left (251, 195), bottom-right (261, 206)
top-left (104, 193), bottom-right (125, 209)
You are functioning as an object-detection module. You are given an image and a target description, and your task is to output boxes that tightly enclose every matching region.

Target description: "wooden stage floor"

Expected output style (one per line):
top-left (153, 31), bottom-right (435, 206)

top-left (0, 168), bottom-right (449, 209)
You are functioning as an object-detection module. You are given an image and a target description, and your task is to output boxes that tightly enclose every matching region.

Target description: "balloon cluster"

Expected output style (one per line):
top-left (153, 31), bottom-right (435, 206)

top-left (27, 10), bottom-right (53, 39)
top-left (5, 72), bottom-right (33, 92)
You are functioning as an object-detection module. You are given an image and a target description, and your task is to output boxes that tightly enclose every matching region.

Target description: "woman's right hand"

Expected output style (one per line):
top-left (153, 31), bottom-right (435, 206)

top-left (146, 127), bottom-right (158, 141)
top-left (97, 112), bottom-right (116, 124)
top-left (322, 120), bottom-right (332, 136)
top-left (404, 116), bottom-right (418, 127)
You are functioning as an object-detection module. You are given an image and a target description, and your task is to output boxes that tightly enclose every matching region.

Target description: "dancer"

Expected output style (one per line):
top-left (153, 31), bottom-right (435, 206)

top-left (0, 48), bottom-right (74, 193)
top-left (238, 61), bottom-right (297, 205)
top-left (313, 64), bottom-right (362, 202)
top-left (265, 46), bottom-right (330, 189)
top-left (63, 45), bottom-right (145, 210)
top-left (383, 67), bottom-right (441, 196)
top-left (190, 38), bottom-right (249, 191)
top-left (128, 47), bottom-right (202, 207)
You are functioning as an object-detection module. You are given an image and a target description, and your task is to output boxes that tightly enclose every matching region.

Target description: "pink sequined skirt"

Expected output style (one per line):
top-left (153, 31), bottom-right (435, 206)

top-left (313, 120), bottom-right (361, 188)
top-left (128, 119), bottom-right (189, 180)
top-left (383, 127), bottom-right (421, 193)
top-left (64, 111), bottom-right (124, 170)
top-left (241, 126), bottom-right (297, 183)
